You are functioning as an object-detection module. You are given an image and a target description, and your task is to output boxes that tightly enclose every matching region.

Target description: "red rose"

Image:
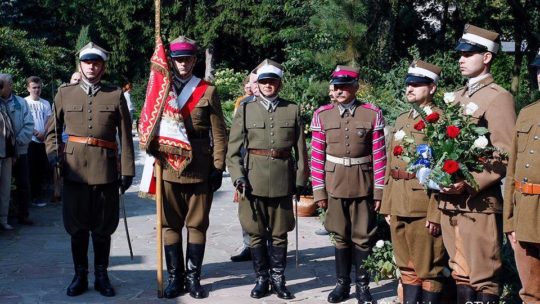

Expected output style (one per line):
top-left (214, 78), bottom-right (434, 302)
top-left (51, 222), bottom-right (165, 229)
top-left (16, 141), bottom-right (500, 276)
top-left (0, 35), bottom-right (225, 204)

top-left (442, 160), bottom-right (460, 174)
top-left (393, 145), bottom-right (404, 156)
top-left (446, 125), bottom-right (461, 138)
top-left (426, 112), bottom-right (440, 123)
top-left (414, 120), bottom-right (426, 131)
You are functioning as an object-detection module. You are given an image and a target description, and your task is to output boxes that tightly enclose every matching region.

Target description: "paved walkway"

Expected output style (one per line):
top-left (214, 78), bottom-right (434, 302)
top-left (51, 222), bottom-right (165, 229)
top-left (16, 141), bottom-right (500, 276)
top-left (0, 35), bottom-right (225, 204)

top-left (0, 135), bottom-right (398, 304)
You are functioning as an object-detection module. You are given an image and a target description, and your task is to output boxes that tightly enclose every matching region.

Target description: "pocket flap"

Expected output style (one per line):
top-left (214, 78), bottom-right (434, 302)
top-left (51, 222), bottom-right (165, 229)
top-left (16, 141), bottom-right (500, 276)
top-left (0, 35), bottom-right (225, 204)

top-left (279, 119), bottom-right (295, 128)
top-left (66, 105), bottom-right (83, 112)
top-left (355, 121), bottom-right (372, 129)
top-left (324, 161), bottom-right (336, 172)
top-left (65, 143), bottom-right (75, 154)
top-left (247, 121), bottom-right (265, 129)
top-left (518, 123), bottom-right (533, 133)
top-left (324, 122), bottom-right (340, 130)
top-left (97, 105), bottom-right (115, 112)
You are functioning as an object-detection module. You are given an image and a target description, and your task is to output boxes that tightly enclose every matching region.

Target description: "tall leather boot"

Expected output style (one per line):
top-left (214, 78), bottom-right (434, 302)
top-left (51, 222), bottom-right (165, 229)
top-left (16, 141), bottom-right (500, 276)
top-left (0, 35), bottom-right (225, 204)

top-left (269, 246), bottom-right (294, 299)
top-left (456, 285), bottom-right (476, 304)
top-left (476, 292), bottom-right (500, 304)
top-left (67, 233), bottom-right (89, 296)
top-left (353, 248), bottom-right (373, 303)
top-left (421, 289), bottom-right (441, 304)
top-left (185, 243), bottom-right (207, 298)
top-left (163, 243), bottom-right (185, 298)
top-left (402, 284), bottom-right (421, 304)
top-left (93, 235), bottom-right (115, 297)
top-left (328, 247), bottom-right (352, 303)
top-left (250, 245), bottom-right (270, 298)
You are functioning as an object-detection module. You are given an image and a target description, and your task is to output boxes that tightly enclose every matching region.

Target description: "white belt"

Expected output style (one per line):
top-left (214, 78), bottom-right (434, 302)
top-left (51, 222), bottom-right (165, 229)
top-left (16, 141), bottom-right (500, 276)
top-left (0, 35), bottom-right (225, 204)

top-left (326, 154), bottom-right (372, 167)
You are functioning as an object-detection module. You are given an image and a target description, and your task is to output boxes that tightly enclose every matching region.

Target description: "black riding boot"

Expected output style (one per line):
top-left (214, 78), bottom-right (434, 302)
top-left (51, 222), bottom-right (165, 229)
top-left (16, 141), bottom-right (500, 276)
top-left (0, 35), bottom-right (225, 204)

top-left (422, 289), bottom-right (441, 304)
top-left (269, 246), bottom-right (294, 299)
top-left (185, 243), bottom-right (207, 299)
top-left (353, 248), bottom-right (373, 303)
top-left (402, 284), bottom-right (422, 304)
top-left (456, 285), bottom-right (476, 304)
top-left (164, 243), bottom-right (185, 298)
top-left (93, 235), bottom-right (115, 297)
top-left (476, 292), bottom-right (500, 304)
top-left (328, 247), bottom-right (352, 303)
top-left (250, 245), bottom-right (270, 298)
top-left (67, 233), bottom-right (89, 296)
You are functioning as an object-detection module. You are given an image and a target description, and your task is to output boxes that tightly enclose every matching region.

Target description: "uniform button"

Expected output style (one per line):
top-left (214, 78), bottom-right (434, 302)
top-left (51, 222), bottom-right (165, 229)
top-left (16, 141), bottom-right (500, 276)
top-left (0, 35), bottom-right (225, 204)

top-left (270, 117), bottom-right (273, 121)
top-left (253, 123), bottom-right (256, 126)
top-left (535, 136), bottom-right (539, 140)
top-left (270, 132), bottom-right (274, 136)
top-left (346, 151), bottom-right (350, 154)
top-left (346, 121), bottom-right (349, 124)
top-left (270, 124), bottom-right (274, 128)
top-left (271, 140), bottom-right (275, 144)
top-left (530, 150), bottom-right (535, 154)
top-left (523, 177), bottom-right (529, 182)
top-left (88, 109), bottom-right (92, 113)
top-left (345, 135), bottom-right (349, 139)
top-left (525, 164), bottom-right (530, 168)
top-left (88, 125), bottom-right (93, 129)
top-left (346, 143), bottom-right (350, 146)
top-left (88, 117), bottom-right (92, 120)
top-left (345, 128), bottom-right (349, 131)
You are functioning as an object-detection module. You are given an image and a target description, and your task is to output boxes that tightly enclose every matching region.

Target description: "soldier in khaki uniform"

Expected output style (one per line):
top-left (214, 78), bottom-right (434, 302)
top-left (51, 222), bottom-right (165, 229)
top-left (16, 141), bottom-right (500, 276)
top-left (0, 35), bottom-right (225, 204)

top-left (310, 66), bottom-right (387, 304)
top-left (503, 50), bottom-right (540, 303)
top-left (227, 59), bottom-right (308, 300)
top-left (158, 36), bottom-right (227, 299)
top-left (380, 60), bottom-right (446, 303)
top-left (46, 42), bottom-right (135, 297)
top-left (434, 25), bottom-right (516, 303)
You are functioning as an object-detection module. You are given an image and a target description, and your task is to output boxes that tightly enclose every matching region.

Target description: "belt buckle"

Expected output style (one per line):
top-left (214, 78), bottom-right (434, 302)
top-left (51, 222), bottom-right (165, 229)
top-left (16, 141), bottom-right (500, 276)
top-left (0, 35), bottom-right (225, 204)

top-left (270, 149), bottom-right (276, 158)
top-left (342, 157), bottom-right (351, 167)
top-left (87, 137), bottom-right (98, 146)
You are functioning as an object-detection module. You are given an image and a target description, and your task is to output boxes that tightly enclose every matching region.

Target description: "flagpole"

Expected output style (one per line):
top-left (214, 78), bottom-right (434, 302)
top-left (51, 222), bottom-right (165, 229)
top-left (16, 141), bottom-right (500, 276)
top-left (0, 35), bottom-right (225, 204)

top-left (154, 0), bottom-right (164, 298)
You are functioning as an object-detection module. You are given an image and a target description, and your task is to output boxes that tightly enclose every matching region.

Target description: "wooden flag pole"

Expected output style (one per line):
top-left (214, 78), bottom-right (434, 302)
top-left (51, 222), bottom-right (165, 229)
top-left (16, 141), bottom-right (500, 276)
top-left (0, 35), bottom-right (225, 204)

top-left (154, 0), bottom-right (164, 299)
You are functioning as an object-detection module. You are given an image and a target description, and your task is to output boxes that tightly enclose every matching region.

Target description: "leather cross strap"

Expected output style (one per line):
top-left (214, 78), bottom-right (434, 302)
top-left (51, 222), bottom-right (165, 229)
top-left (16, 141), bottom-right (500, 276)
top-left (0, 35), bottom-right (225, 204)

top-left (68, 136), bottom-right (117, 150)
top-left (248, 149), bottom-right (291, 159)
top-left (514, 180), bottom-right (540, 195)
top-left (391, 169), bottom-right (416, 180)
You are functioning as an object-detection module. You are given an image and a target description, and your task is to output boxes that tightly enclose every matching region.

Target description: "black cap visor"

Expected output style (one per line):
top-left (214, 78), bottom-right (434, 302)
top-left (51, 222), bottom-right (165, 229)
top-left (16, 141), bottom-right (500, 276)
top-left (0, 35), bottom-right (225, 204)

top-left (330, 76), bottom-right (357, 85)
top-left (455, 39), bottom-right (488, 53)
top-left (405, 74), bottom-right (433, 85)
top-left (170, 50), bottom-right (196, 58)
top-left (80, 53), bottom-right (105, 62)
top-left (257, 73), bottom-right (281, 81)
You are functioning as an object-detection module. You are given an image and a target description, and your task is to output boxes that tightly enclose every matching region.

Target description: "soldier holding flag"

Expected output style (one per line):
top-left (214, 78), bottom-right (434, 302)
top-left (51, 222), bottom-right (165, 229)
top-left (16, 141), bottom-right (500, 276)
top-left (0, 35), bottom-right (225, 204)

top-left (46, 42), bottom-right (135, 297)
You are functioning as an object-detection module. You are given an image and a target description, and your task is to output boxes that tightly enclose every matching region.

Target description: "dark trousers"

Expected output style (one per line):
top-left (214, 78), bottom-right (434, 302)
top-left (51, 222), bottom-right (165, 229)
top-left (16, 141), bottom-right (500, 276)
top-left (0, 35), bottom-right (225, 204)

top-left (13, 154), bottom-right (31, 220)
top-left (28, 141), bottom-right (49, 200)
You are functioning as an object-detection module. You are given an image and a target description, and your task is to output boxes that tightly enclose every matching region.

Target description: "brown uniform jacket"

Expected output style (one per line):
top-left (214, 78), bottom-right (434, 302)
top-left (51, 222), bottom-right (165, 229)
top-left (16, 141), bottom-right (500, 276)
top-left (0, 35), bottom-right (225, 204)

top-left (380, 108), bottom-right (441, 223)
top-left (314, 103), bottom-right (384, 201)
top-left (503, 100), bottom-right (540, 243)
top-left (45, 82), bottom-right (135, 185)
top-left (437, 75), bottom-right (516, 213)
top-left (226, 97), bottom-right (308, 198)
top-left (162, 85), bottom-right (227, 183)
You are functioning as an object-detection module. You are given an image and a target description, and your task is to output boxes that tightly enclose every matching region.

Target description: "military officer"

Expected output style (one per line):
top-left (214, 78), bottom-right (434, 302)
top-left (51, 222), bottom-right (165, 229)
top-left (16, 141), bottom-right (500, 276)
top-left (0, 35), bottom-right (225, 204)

top-left (503, 50), bottom-right (540, 303)
top-left (157, 36), bottom-right (227, 299)
top-left (380, 60), bottom-right (446, 303)
top-left (45, 42), bottom-right (135, 297)
top-left (310, 66), bottom-right (387, 303)
top-left (434, 24), bottom-right (516, 304)
top-left (226, 59), bottom-right (308, 300)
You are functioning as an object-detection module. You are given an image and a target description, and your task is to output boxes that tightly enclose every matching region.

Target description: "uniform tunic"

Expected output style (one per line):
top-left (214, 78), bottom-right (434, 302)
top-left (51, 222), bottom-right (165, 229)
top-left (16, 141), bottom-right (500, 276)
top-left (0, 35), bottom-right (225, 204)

top-left (161, 82), bottom-right (227, 246)
top-left (310, 101), bottom-right (386, 250)
top-left (435, 75), bottom-right (516, 295)
top-left (226, 97), bottom-right (308, 248)
top-left (46, 82), bottom-right (135, 237)
top-left (380, 108), bottom-right (445, 292)
top-left (503, 100), bottom-right (540, 302)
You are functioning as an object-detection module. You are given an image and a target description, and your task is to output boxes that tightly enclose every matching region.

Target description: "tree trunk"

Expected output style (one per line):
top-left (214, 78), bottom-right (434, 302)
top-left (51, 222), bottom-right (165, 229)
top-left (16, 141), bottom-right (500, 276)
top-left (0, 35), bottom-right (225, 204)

top-left (204, 44), bottom-right (215, 82)
top-left (511, 32), bottom-right (523, 95)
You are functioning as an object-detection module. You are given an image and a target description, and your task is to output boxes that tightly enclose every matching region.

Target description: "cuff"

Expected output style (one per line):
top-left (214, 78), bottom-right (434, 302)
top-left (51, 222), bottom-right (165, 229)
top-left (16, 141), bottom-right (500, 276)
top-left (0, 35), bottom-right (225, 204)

top-left (313, 188), bottom-right (328, 202)
top-left (503, 218), bottom-right (514, 233)
top-left (373, 188), bottom-right (383, 201)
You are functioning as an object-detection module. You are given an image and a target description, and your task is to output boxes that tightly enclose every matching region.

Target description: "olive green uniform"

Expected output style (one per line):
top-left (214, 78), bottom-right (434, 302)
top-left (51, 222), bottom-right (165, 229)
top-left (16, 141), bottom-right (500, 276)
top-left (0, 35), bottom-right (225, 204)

top-left (226, 96), bottom-right (308, 248)
top-left (435, 75), bottom-right (516, 296)
top-left (380, 109), bottom-right (446, 292)
top-left (503, 100), bottom-right (540, 303)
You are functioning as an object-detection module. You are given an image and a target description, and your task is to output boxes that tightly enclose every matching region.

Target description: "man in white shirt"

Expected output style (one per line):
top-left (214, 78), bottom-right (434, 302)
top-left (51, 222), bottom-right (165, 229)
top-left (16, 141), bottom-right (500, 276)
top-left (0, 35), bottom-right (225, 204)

top-left (25, 76), bottom-right (52, 207)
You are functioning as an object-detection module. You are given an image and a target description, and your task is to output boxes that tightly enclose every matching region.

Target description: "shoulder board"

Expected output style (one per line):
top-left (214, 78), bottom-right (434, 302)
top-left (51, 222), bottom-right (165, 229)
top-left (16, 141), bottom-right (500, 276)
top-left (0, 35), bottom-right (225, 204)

top-left (488, 83), bottom-right (509, 93)
top-left (58, 82), bottom-right (78, 90)
top-left (520, 99), bottom-right (540, 110)
top-left (314, 103), bottom-right (335, 114)
top-left (242, 95), bottom-right (256, 104)
top-left (360, 102), bottom-right (381, 113)
top-left (397, 110), bottom-right (409, 118)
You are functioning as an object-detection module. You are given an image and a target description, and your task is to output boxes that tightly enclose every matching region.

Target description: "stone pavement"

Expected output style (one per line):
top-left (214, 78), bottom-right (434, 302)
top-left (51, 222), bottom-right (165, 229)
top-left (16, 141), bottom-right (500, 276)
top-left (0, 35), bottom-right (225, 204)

top-left (0, 135), bottom-right (398, 304)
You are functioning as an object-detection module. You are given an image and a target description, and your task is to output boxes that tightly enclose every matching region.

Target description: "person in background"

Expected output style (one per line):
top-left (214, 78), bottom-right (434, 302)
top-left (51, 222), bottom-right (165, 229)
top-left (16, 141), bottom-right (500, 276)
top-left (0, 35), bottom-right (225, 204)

top-left (25, 76), bottom-right (53, 208)
top-left (0, 75), bottom-right (16, 230)
top-left (122, 83), bottom-right (135, 123)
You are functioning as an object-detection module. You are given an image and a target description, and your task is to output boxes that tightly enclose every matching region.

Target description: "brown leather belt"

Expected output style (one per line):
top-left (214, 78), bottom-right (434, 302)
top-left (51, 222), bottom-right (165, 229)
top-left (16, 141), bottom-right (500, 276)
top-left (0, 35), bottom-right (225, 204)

top-left (68, 136), bottom-right (117, 150)
top-left (249, 149), bottom-right (291, 159)
top-left (514, 180), bottom-right (540, 195)
top-left (391, 169), bottom-right (416, 180)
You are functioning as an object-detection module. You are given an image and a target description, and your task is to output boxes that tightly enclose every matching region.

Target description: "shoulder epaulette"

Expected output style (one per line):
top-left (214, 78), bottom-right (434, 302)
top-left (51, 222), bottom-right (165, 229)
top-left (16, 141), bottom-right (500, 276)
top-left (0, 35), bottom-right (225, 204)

top-left (360, 102), bottom-right (382, 113)
top-left (520, 99), bottom-right (540, 110)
